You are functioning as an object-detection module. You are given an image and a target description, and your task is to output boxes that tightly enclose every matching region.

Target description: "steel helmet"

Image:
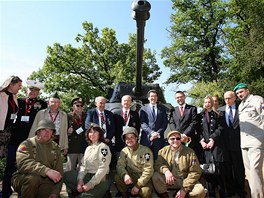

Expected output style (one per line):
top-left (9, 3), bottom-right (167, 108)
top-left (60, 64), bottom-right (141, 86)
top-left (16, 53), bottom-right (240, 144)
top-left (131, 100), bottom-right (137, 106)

top-left (35, 119), bottom-right (56, 134)
top-left (122, 127), bottom-right (138, 141)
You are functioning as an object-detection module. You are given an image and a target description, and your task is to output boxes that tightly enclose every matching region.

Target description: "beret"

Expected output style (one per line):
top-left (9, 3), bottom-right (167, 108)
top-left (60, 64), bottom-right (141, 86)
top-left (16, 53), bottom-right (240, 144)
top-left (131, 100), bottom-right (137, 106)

top-left (233, 83), bottom-right (248, 92)
top-left (71, 97), bottom-right (83, 106)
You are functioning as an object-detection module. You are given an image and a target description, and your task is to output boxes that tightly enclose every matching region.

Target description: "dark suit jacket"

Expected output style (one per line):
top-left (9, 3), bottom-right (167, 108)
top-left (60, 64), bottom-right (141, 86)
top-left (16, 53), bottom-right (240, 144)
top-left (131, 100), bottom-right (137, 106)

top-left (169, 104), bottom-right (198, 148)
top-left (85, 108), bottom-right (115, 142)
top-left (113, 109), bottom-right (140, 152)
top-left (218, 105), bottom-right (241, 151)
top-left (139, 104), bottom-right (168, 147)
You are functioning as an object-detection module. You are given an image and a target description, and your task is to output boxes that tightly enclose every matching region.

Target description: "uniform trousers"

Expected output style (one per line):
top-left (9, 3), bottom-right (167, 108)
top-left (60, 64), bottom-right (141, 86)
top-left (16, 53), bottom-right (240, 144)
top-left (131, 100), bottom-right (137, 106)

top-left (242, 147), bottom-right (264, 198)
top-left (12, 173), bottom-right (60, 198)
top-left (152, 172), bottom-right (206, 198)
top-left (114, 172), bottom-right (153, 198)
top-left (63, 170), bottom-right (108, 198)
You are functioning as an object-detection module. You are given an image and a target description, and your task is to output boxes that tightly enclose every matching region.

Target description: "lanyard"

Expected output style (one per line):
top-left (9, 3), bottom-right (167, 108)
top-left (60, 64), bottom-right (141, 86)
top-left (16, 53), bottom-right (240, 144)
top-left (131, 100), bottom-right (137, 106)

top-left (9, 98), bottom-right (17, 113)
top-left (25, 98), bottom-right (36, 114)
top-left (98, 112), bottom-right (106, 123)
top-left (73, 113), bottom-right (83, 126)
top-left (49, 111), bottom-right (59, 122)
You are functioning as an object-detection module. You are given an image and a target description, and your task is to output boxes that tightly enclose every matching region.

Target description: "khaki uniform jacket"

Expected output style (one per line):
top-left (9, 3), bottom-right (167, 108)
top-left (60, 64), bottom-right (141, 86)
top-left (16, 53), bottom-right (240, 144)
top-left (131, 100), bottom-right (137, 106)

top-left (78, 142), bottom-right (111, 189)
top-left (238, 94), bottom-right (264, 148)
top-left (117, 143), bottom-right (154, 188)
top-left (14, 136), bottom-right (63, 195)
top-left (29, 108), bottom-right (68, 150)
top-left (155, 145), bottom-right (202, 192)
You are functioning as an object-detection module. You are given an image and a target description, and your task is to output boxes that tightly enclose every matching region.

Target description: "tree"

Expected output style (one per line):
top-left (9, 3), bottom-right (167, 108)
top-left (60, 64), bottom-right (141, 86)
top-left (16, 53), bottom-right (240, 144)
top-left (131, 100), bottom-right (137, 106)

top-left (163, 0), bottom-right (264, 99)
top-left (162, 0), bottom-right (229, 85)
top-left (29, 22), bottom-right (160, 108)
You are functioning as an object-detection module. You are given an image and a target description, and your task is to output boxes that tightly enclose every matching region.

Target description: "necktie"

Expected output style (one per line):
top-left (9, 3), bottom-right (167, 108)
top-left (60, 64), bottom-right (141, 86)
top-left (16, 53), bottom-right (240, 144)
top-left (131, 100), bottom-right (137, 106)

top-left (228, 106), bottom-right (234, 126)
top-left (152, 106), bottom-right (156, 119)
top-left (100, 112), bottom-right (105, 127)
top-left (180, 106), bottom-right (184, 116)
top-left (124, 110), bottom-right (128, 124)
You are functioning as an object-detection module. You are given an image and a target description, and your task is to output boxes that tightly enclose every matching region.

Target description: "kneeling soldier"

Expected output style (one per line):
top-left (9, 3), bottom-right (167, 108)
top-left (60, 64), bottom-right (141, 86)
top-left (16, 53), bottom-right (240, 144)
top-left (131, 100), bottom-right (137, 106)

top-left (115, 127), bottom-right (154, 198)
top-left (152, 131), bottom-right (206, 198)
top-left (12, 119), bottom-right (63, 198)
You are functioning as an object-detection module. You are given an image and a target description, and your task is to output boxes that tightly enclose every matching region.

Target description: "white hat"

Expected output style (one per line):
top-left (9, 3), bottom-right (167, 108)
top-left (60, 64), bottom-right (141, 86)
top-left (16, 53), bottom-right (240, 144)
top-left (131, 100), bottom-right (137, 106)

top-left (26, 80), bottom-right (44, 90)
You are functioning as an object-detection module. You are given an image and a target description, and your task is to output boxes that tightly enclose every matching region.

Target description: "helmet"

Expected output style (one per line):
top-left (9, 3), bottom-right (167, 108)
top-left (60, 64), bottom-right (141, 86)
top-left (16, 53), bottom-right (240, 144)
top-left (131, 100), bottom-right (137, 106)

top-left (35, 119), bottom-right (56, 134)
top-left (122, 127), bottom-right (138, 141)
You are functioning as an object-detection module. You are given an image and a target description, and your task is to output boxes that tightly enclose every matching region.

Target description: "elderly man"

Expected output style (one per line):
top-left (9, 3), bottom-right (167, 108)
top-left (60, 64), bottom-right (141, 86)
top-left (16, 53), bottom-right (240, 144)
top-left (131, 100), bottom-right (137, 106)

top-left (2, 80), bottom-right (47, 197)
top-left (113, 95), bottom-right (140, 157)
top-left (234, 83), bottom-right (264, 198)
top-left (85, 96), bottom-right (115, 150)
top-left (12, 119), bottom-right (63, 198)
top-left (152, 130), bottom-right (206, 198)
top-left (115, 127), bottom-right (154, 198)
top-left (28, 92), bottom-right (68, 155)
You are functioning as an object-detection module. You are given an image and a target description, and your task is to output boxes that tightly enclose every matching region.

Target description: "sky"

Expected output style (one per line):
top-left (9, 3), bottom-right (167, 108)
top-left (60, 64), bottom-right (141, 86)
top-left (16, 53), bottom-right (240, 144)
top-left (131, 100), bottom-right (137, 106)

top-left (0, 0), bottom-right (191, 106)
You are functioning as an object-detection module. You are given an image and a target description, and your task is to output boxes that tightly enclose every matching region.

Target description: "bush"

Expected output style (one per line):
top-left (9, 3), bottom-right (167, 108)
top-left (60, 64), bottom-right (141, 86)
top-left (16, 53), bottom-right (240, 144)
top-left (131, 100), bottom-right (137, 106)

top-left (0, 158), bottom-right (6, 180)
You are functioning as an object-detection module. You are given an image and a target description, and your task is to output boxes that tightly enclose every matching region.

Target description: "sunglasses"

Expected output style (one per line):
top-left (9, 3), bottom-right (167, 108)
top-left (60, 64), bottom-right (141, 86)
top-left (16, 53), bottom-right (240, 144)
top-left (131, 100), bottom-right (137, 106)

top-left (75, 104), bottom-right (83, 107)
top-left (169, 137), bottom-right (181, 141)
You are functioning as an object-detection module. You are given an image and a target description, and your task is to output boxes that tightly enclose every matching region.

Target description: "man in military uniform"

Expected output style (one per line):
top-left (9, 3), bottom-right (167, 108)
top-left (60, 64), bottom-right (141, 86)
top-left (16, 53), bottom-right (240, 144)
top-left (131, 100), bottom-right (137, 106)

top-left (2, 80), bottom-right (47, 197)
top-left (152, 130), bottom-right (206, 198)
top-left (234, 83), bottom-right (264, 198)
top-left (115, 127), bottom-right (154, 198)
top-left (12, 119), bottom-right (63, 198)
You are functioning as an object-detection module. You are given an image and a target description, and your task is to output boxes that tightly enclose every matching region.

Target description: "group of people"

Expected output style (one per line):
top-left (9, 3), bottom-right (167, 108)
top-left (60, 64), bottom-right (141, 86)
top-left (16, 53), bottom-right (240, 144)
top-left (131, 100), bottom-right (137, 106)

top-left (0, 75), bottom-right (263, 198)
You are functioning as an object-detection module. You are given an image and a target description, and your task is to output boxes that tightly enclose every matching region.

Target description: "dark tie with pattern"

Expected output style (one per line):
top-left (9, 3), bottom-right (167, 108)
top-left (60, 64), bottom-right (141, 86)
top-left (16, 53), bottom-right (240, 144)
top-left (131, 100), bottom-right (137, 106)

top-left (152, 106), bottom-right (156, 119)
top-left (228, 106), bottom-right (234, 126)
top-left (100, 112), bottom-right (105, 127)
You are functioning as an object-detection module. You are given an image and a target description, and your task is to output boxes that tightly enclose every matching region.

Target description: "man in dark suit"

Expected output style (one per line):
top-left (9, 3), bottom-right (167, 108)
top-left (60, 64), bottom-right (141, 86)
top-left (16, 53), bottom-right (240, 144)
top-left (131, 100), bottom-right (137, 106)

top-left (219, 91), bottom-right (246, 198)
top-left (113, 95), bottom-right (140, 157)
top-left (139, 90), bottom-right (168, 160)
top-left (85, 96), bottom-right (115, 151)
top-left (169, 91), bottom-right (200, 157)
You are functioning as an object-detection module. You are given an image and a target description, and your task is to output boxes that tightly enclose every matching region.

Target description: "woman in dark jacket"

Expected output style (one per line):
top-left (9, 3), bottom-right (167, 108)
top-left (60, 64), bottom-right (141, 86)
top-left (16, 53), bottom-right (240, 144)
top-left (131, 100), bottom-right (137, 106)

top-left (197, 96), bottom-right (229, 198)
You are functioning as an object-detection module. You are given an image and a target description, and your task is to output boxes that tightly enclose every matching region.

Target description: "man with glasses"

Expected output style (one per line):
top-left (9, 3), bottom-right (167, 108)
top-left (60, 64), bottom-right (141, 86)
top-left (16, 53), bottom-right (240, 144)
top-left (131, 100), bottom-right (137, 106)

top-left (218, 91), bottom-right (246, 197)
top-left (152, 130), bottom-right (206, 198)
top-left (2, 80), bottom-right (47, 197)
top-left (67, 97), bottom-right (86, 171)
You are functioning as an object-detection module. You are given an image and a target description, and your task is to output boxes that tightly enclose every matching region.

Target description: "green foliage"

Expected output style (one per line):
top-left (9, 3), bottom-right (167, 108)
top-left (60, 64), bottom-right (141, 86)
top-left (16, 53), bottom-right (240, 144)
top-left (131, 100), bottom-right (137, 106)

top-left (162, 0), bottom-right (229, 84)
top-left (0, 158), bottom-right (6, 180)
top-left (164, 0), bottom-right (264, 99)
top-left (29, 22), bottom-right (160, 109)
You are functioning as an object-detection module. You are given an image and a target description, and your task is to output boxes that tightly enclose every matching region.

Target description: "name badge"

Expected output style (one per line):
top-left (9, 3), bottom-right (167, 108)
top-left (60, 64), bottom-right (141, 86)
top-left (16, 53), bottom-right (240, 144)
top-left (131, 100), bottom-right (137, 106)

top-left (10, 114), bottom-right (17, 120)
top-left (76, 127), bottom-right (84, 134)
top-left (21, 116), bottom-right (30, 122)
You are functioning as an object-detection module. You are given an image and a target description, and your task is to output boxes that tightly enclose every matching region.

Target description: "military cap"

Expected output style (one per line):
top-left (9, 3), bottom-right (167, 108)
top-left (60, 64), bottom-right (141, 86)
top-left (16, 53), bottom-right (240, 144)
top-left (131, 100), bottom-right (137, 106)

top-left (122, 127), bottom-right (138, 141)
top-left (71, 97), bottom-right (83, 106)
top-left (26, 80), bottom-right (44, 90)
top-left (50, 92), bottom-right (60, 99)
top-left (233, 83), bottom-right (248, 92)
top-left (88, 123), bottom-right (105, 134)
top-left (35, 119), bottom-right (56, 134)
top-left (167, 130), bottom-right (181, 139)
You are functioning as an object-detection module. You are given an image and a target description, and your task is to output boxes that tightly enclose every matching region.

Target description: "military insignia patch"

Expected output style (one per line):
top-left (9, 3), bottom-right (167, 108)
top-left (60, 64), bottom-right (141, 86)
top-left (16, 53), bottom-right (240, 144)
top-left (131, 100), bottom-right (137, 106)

top-left (18, 145), bottom-right (27, 152)
top-left (144, 153), bottom-right (151, 161)
top-left (101, 148), bottom-right (108, 156)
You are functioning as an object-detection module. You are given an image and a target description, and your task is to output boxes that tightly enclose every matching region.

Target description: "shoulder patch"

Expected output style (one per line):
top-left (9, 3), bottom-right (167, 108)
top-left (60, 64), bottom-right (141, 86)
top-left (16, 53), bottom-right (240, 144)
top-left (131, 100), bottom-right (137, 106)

top-left (144, 153), bottom-right (151, 161)
top-left (18, 145), bottom-right (27, 152)
top-left (101, 148), bottom-right (108, 156)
